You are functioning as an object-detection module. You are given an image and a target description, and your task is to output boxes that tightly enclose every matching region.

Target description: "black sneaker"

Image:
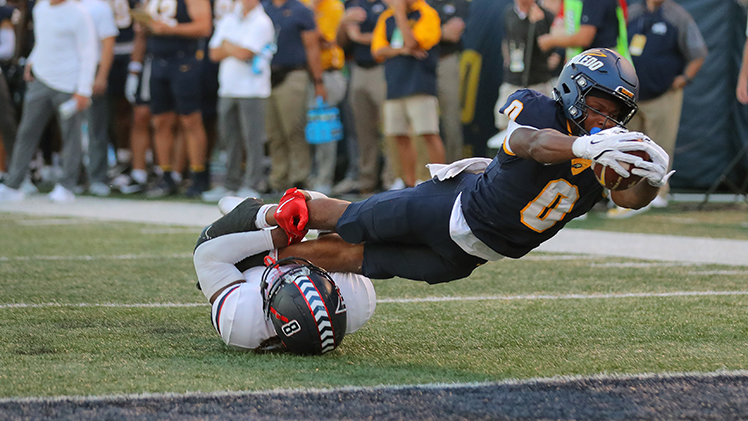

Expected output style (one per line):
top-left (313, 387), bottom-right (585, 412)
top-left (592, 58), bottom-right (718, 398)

top-left (146, 173), bottom-right (178, 198)
top-left (185, 170), bottom-right (210, 198)
top-left (195, 197), bottom-right (264, 250)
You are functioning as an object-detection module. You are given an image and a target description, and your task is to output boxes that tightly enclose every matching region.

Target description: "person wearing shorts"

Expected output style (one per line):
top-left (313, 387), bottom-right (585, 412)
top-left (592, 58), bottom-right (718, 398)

top-left (372, 0), bottom-right (445, 188)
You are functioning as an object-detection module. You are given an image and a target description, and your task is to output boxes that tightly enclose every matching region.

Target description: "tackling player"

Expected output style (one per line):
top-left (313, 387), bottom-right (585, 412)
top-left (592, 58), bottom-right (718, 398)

top-left (193, 196), bottom-right (376, 354)
top-left (262, 48), bottom-right (675, 284)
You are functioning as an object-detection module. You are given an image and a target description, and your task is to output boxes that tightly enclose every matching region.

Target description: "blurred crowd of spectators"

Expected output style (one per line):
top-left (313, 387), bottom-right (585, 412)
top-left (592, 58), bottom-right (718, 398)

top-left (0, 0), bottom-right (710, 210)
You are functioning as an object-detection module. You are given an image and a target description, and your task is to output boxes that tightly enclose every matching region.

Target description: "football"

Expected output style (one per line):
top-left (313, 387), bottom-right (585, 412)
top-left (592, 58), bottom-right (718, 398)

top-left (592, 149), bottom-right (650, 191)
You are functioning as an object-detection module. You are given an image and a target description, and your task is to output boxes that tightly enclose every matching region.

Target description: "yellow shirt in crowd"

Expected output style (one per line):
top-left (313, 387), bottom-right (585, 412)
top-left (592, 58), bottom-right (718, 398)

top-left (301, 0), bottom-right (345, 70)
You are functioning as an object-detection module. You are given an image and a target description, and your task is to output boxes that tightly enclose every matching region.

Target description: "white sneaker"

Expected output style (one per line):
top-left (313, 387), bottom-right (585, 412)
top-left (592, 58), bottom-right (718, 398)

top-left (20, 176), bottom-right (39, 195)
top-left (88, 182), bottom-right (111, 197)
top-left (236, 187), bottom-right (262, 198)
top-left (218, 196), bottom-right (245, 215)
top-left (650, 195), bottom-right (669, 208)
top-left (388, 178), bottom-right (406, 191)
top-left (606, 204), bottom-right (651, 219)
top-left (0, 184), bottom-right (25, 202)
top-left (201, 186), bottom-right (236, 202)
top-left (48, 184), bottom-right (75, 203)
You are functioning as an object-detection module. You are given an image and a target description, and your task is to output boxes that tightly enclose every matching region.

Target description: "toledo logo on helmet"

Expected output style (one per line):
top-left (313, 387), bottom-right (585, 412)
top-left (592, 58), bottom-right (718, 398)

top-left (568, 54), bottom-right (605, 71)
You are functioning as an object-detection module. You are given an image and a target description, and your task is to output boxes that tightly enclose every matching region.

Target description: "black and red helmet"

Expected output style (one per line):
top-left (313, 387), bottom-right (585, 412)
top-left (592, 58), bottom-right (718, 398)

top-left (261, 257), bottom-right (347, 355)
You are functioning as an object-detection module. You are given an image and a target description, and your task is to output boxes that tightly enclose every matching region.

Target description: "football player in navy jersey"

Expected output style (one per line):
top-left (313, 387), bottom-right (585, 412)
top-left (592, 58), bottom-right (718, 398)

top-left (257, 48), bottom-right (673, 284)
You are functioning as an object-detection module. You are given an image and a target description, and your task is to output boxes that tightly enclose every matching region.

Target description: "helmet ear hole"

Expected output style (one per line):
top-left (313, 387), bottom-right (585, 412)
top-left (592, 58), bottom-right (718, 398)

top-left (562, 83), bottom-right (571, 94)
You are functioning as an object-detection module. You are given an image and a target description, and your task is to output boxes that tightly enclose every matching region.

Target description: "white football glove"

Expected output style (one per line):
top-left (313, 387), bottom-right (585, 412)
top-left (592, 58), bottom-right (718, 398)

top-left (572, 127), bottom-right (650, 177)
top-left (625, 137), bottom-right (674, 187)
top-left (125, 73), bottom-right (139, 104)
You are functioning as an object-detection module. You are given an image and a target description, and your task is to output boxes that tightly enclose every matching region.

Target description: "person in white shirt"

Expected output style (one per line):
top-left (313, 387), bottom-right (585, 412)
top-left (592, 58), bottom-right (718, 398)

top-left (0, 0), bottom-right (97, 203)
top-left (81, 0), bottom-right (119, 197)
top-left (201, 0), bottom-right (275, 202)
top-left (194, 195), bottom-right (376, 352)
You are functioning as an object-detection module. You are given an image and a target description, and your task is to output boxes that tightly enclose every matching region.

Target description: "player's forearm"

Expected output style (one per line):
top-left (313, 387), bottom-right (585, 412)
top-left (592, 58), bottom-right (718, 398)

top-left (511, 128), bottom-right (577, 164)
top-left (610, 179), bottom-right (659, 209)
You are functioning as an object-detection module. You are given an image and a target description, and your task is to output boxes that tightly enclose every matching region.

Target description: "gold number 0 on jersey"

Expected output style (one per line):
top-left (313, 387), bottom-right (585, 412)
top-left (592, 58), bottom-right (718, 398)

top-left (520, 179), bottom-right (580, 233)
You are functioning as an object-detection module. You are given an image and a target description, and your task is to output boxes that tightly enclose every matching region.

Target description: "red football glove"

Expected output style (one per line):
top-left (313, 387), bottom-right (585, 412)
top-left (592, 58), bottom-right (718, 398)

top-left (274, 188), bottom-right (309, 245)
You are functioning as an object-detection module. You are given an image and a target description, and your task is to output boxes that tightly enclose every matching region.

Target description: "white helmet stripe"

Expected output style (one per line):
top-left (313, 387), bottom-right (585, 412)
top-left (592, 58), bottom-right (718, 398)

top-left (294, 275), bottom-right (337, 353)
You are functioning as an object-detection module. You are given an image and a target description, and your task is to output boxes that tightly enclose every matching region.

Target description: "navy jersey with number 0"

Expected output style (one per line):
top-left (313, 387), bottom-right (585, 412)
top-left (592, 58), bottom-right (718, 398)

top-left (146, 0), bottom-right (200, 57)
top-left (459, 89), bottom-right (605, 258)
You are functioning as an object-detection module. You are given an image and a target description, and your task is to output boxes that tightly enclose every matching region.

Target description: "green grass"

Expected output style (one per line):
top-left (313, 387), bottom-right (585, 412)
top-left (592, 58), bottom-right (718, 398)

top-left (0, 210), bottom-right (747, 398)
top-left (567, 202), bottom-right (748, 240)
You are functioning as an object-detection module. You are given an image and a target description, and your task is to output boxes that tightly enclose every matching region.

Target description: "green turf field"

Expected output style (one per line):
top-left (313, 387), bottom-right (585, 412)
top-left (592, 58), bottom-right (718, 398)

top-left (0, 207), bottom-right (747, 398)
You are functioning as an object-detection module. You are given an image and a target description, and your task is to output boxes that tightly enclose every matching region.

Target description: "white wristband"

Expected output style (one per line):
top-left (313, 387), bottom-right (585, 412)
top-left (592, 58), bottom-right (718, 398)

top-left (255, 204), bottom-right (275, 229)
top-left (128, 61), bottom-right (143, 74)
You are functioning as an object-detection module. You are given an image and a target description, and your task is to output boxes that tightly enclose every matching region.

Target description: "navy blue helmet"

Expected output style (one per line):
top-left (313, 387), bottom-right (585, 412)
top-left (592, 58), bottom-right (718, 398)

top-left (553, 48), bottom-right (639, 134)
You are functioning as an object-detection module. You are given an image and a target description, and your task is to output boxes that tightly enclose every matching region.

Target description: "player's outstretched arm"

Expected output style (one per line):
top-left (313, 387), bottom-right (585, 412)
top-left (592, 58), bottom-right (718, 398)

top-left (510, 126), bottom-right (657, 178)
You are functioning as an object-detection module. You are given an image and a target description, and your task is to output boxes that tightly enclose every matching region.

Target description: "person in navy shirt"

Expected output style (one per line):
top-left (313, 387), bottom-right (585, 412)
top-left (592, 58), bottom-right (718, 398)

top-left (253, 49), bottom-right (673, 285)
top-left (611, 0), bottom-right (707, 215)
top-left (537, 0), bottom-right (625, 58)
top-left (261, 0), bottom-right (325, 192)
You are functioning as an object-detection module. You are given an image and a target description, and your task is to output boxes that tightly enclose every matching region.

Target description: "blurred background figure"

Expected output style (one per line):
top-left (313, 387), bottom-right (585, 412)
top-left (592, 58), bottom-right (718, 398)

top-left (494, 0), bottom-right (555, 133)
top-left (607, 0), bottom-right (706, 218)
top-left (537, 0), bottom-right (630, 61)
top-left (427, 0), bottom-right (468, 163)
top-left (304, 0), bottom-right (347, 195)
top-left (81, 0), bottom-right (119, 197)
top-left (333, 0), bottom-right (388, 195)
top-left (202, 0), bottom-right (274, 201)
top-left (142, 0), bottom-right (212, 198)
top-left (263, 0), bottom-right (325, 192)
top-left (0, 0), bottom-right (97, 203)
top-left (737, 12), bottom-right (748, 105)
top-left (0, 1), bottom-right (19, 179)
top-left (372, 0), bottom-right (444, 188)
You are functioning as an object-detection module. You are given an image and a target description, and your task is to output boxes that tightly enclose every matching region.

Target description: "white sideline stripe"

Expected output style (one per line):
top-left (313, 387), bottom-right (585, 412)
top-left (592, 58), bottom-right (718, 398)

top-left (0, 253), bottom-right (193, 261)
top-left (3, 290), bottom-right (748, 309)
top-left (688, 270), bottom-right (748, 275)
top-left (1, 369), bottom-right (747, 404)
top-left (15, 218), bottom-right (95, 226)
top-left (521, 254), bottom-right (599, 261)
top-left (139, 228), bottom-right (201, 234)
top-left (590, 262), bottom-right (701, 268)
top-left (377, 290), bottom-right (748, 303)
